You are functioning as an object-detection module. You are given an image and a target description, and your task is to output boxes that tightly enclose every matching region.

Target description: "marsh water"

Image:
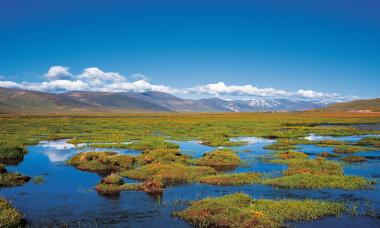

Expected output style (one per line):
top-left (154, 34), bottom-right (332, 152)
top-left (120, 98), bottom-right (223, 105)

top-left (1, 136), bottom-right (380, 227)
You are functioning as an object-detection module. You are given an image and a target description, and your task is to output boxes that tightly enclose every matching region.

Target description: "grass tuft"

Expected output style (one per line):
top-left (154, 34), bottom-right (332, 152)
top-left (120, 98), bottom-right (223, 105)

top-left (263, 174), bottom-right (375, 189)
top-left (0, 143), bottom-right (27, 164)
top-left (264, 140), bottom-right (299, 151)
top-left (284, 157), bottom-right (343, 176)
top-left (341, 156), bottom-right (368, 163)
top-left (317, 152), bottom-right (339, 158)
top-left (121, 162), bottom-right (216, 184)
top-left (356, 137), bottom-right (380, 147)
top-left (0, 165), bottom-right (30, 187)
top-left (194, 149), bottom-right (241, 169)
top-left (0, 198), bottom-right (24, 227)
top-left (199, 172), bottom-right (261, 186)
top-left (173, 193), bottom-right (345, 228)
top-left (68, 152), bottom-right (135, 173)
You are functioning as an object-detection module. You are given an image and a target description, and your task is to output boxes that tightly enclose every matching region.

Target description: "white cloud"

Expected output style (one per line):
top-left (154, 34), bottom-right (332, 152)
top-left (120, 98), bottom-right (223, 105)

top-left (295, 89), bottom-right (338, 99)
top-left (0, 66), bottom-right (356, 102)
top-left (78, 67), bottom-right (126, 86)
top-left (0, 81), bottom-right (24, 89)
top-left (27, 80), bottom-right (88, 92)
top-left (44, 66), bottom-right (73, 80)
top-left (105, 80), bottom-right (174, 93)
top-left (186, 82), bottom-right (289, 97)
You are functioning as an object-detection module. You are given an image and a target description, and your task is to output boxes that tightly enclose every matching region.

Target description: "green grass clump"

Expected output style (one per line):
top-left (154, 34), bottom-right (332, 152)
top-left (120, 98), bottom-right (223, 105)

top-left (96, 182), bottom-right (123, 196)
top-left (126, 137), bottom-right (179, 152)
top-left (264, 141), bottom-right (299, 151)
top-left (284, 157), bottom-right (343, 176)
top-left (357, 137), bottom-right (380, 147)
top-left (317, 152), bottom-right (339, 158)
top-left (32, 176), bottom-right (45, 184)
top-left (341, 156), bottom-right (368, 163)
top-left (199, 172), bottom-right (261, 186)
top-left (88, 143), bottom-right (131, 149)
top-left (333, 147), bottom-right (360, 154)
top-left (136, 148), bottom-right (190, 165)
top-left (201, 134), bottom-right (247, 147)
top-left (0, 165), bottom-right (30, 187)
top-left (332, 144), bottom-right (377, 154)
top-left (0, 172), bottom-right (30, 187)
top-left (173, 193), bottom-right (344, 228)
top-left (194, 149), bottom-right (241, 169)
top-left (121, 162), bottom-right (216, 184)
top-left (0, 198), bottom-right (24, 227)
top-left (102, 173), bottom-right (125, 185)
top-left (269, 151), bottom-right (308, 164)
top-left (263, 174), bottom-right (375, 190)
top-left (0, 143), bottom-right (27, 162)
top-left (96, 173), bottom-right (127, 195)
top-left (317, 140), bottom-right (347, 146)
top-left (68, 152), bottom-right (135, 173)
top-left (122, 183), bottom-right (143, 191)
top-left (262, 156), bottom-right (374, 189)
top-left (97, 174), bottom-right (164, 195)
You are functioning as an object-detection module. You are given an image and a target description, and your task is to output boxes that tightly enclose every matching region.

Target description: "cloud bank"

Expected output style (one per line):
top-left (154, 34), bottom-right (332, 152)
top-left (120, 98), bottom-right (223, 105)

top-left (0, 66), bottom-right (356, 101)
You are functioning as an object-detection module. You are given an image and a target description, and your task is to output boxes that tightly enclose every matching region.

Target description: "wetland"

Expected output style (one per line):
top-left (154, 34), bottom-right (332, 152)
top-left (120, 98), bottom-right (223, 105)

top-left (1, 113), bottom-right (380, 227)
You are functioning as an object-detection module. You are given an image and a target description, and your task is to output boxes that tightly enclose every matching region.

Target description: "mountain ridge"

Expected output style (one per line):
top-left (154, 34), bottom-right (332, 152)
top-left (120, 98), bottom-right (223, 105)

top-left (0, 87), bottom-right (330, 114)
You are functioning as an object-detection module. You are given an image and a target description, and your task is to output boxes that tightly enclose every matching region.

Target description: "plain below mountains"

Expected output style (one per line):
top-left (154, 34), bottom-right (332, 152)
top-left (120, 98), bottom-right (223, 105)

top-left (0, 87), bottom-right (330, 114)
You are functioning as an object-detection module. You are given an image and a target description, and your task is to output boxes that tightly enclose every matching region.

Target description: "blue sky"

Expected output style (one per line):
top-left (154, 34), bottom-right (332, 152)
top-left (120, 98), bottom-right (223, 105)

top-left (0, 0), bottom-right (379, 100)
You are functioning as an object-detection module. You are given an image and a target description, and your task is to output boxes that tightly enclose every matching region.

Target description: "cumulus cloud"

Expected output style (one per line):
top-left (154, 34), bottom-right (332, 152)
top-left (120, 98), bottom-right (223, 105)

top-left (0, 80), bottom-right (24, 89)
top-left (180, 82), bottom-right (349, 101)
top-left (78, 67), bottom-right (126, 86)
top-left (295, 89), bottom-right (338, 99)
top-left (0, 66), bottom-right (355, 101)
top-left (186, 82), bottom-right (289, 97)
top-left (105, 80), bottom-right (174, 93)
top-left (44, 66), bottom-right (73, 80)
top-left (0, 66), bottom-right (174, 94)
top-left (26, 80), bottom-right (88, 92)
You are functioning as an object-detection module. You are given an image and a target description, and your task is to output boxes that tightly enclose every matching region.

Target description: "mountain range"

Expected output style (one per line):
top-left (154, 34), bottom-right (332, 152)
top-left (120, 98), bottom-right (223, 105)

top-left (0, 87), bottom-right (331, 114)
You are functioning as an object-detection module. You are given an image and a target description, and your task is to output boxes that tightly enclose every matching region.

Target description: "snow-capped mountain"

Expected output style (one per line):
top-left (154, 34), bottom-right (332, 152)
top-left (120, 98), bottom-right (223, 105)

top-left (234, 99), bottom-right (329, 112)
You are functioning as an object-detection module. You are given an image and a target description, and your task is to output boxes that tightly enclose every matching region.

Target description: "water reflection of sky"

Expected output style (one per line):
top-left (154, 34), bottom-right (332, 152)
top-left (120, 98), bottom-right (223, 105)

top-left (230, 136), bottom-right (276, 144)
top-left (37, 139), bottom-right (140, 162)
top-left (305, 133), bottom-right (379, 142)
top-left (39, 140), bottom-right (80, 162)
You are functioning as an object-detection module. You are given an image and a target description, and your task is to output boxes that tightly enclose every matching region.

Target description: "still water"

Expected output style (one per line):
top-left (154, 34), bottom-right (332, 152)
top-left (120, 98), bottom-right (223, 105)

top-left (1, 136), bottom-right (379, 227)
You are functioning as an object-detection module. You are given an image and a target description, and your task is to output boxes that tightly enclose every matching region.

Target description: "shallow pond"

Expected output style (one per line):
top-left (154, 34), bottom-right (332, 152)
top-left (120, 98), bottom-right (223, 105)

top-left (0, 137), bottom-right (380, 227)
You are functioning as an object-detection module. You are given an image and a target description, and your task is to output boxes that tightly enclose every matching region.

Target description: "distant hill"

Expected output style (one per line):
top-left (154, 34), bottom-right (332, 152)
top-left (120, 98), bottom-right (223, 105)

top-left (0, 87), bottom-right (330, 114)
top-left (318, 98), bottom-right (380, 112)
top-left (0, 88), bottom-right (170, 114)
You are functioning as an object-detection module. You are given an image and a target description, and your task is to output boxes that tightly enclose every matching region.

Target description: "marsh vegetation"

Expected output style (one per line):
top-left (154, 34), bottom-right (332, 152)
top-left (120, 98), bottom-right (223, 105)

top-left (173, 193), bottom-right (345, 228)
top-left (0, 198), bottom-right (24, 227)
top-left (0, 112), bottom-right (379, 226)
